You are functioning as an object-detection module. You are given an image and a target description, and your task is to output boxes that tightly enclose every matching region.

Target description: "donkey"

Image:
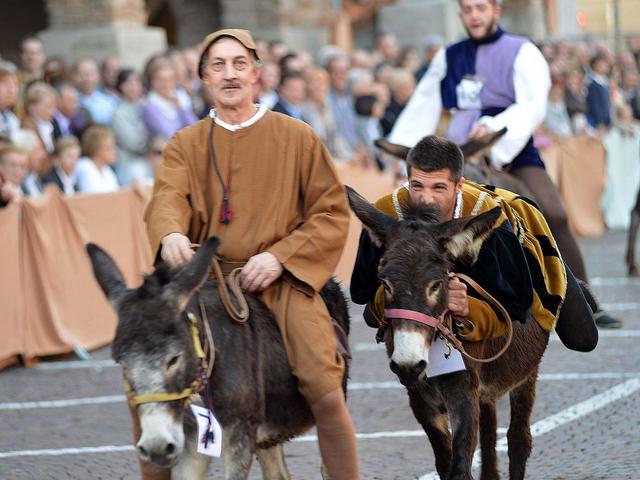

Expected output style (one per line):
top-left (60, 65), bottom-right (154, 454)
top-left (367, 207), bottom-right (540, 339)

top-left (347, 187), bottom-right (549, 480)
top-left (375, 128), bottom-right (537, 201)
top-left (86, 237), bottom-right (350, 480)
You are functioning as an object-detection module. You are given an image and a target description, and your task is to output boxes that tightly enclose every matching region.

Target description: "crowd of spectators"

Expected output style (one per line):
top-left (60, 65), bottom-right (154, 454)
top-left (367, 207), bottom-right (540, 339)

top-left (2, 31), bottom-right (640, 222)
top-left (538, 37), bottom-right (640, 228)
top-left (539, 38), bottom-right (640, 139)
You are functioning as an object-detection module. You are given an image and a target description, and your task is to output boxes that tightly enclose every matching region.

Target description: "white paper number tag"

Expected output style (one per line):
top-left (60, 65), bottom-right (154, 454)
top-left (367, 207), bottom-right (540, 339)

top-left (456, 76), bottom-right (484, 110)
top-left (426, 336), bottom-right (466, 378)
top-left (190, 404), bottom-right (222, 457)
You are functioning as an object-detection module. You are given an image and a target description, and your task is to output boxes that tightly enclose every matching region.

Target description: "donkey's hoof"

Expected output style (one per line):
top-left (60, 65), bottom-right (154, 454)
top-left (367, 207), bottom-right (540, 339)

top-left (628, 264), bottom-right (639, 277)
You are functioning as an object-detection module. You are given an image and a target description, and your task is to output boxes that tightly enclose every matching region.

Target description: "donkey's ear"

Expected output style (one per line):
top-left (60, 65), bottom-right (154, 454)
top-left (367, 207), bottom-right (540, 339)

top-left (374, 138), bottom-right (411, 160)
top-left (459, 127), bottom-right (508, 158)
top-left (346, 186), bottom-right (396, 246)
top-left (86, 243), bottom-right (127, 307)
top-left (438, 207), bottom-right (502, 265)
top-left (165, 236), bottom-right (221, 312)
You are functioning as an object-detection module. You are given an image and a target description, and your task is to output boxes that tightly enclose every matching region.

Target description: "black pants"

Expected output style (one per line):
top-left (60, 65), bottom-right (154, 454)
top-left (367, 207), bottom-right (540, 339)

top-left (511, 165), bottom-right (588, 282)
top-left (554, 266), bottom-right (598, 352)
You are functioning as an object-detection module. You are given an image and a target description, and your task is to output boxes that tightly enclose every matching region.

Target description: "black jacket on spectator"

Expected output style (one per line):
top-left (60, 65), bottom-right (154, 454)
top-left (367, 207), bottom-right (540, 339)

top-left (631, 93), bottom-right (640, 122)
top-left (586, 79), bottom-right (611, 128)
top-left (380, 97), bottom-right (406, 136)
top-left (272, 100), bottom-right (305, 122)
top-left (42, 168), bottom-right (78, 194)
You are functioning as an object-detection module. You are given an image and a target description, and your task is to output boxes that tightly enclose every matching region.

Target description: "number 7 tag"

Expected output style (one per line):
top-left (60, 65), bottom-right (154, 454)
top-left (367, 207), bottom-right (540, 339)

top-left (190, 404), bottom-right (222, 457)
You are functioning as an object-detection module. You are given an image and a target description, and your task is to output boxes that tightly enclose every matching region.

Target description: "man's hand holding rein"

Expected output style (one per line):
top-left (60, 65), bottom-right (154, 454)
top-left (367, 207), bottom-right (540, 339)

top-left (161, 232), bottom-right (194, 267)
top-left (241, 252), bottom-right (283, 292)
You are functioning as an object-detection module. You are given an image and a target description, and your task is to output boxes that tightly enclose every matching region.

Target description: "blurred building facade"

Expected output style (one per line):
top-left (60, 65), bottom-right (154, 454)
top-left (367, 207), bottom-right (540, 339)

top-left (0, 0), bottom-right (639, 67)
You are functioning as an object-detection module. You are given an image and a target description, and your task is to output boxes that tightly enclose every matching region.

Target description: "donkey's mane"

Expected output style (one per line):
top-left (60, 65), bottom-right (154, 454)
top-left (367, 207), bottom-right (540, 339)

top-left (400, 202), bottom-right (442, 226)
top-left (136, 262), bottom-right (174, 298)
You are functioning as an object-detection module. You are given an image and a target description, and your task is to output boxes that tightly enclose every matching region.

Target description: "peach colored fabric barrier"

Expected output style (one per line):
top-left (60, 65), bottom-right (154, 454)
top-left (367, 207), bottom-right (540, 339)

top-left (540, 136), bottom-right (606, 237)
top-left (333, 163), bottom-right (396, 285)
top-left (0, 168), bottom-right (391, 367)
top-left (0, 202), bottom-right (24, 363)
top-left (1, 187), bottom-right (152, 366)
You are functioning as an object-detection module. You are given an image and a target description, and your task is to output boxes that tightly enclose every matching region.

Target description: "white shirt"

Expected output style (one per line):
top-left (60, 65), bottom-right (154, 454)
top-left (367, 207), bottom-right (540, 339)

top-left (389, 41), bottom-right (551, 169)
top-left (208, 104), bottom-right (268, 132)
top-left (55, 167), bottom-right (76, 196)
top-left (75, 157), bottom-right (119, 194)
top-left (35, 117), bottom-right (55, 153)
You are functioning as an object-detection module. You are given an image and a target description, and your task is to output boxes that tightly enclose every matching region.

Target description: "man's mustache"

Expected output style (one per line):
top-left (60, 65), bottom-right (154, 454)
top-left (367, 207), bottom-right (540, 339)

top-left (221, 82), bottom-right (241, 89)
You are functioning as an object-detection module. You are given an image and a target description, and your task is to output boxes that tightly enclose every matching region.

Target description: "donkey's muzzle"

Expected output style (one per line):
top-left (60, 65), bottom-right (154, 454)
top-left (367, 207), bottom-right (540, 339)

top-left (136, 438), bottom-right (180, 468)
top-left (390, 359), bottom-right (427, 384)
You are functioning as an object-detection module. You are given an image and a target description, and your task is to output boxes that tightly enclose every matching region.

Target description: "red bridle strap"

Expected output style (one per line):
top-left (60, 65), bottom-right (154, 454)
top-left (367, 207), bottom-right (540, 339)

top-left (384, 309), bottom-right (444, 328)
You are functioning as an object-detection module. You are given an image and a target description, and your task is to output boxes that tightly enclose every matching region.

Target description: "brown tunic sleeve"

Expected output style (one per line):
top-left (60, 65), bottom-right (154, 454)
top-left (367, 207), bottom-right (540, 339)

top-left (266, 131), bottom-right (350, 293)
top-left (144, 133), bottom-right (193, 259)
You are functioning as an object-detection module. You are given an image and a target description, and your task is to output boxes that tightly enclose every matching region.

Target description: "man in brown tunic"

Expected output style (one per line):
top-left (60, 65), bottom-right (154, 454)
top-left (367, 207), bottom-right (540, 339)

top-left (144, 29), bottom-right (360, 479)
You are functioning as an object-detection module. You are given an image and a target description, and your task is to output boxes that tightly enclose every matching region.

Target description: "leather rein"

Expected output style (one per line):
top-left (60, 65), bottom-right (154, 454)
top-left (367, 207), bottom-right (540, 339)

top-left (383, 273), bottom-right (513, 364)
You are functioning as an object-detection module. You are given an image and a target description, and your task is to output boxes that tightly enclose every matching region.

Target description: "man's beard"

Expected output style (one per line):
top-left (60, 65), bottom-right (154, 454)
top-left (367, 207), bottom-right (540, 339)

top-left (465, 19), bottom-right (498, 42)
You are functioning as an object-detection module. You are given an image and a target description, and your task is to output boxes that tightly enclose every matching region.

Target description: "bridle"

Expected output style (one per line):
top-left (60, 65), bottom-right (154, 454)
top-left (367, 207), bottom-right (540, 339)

top-left (382, 273), bottom-right (513, 364)
top-left (123, 302), bottom-right (215, 408)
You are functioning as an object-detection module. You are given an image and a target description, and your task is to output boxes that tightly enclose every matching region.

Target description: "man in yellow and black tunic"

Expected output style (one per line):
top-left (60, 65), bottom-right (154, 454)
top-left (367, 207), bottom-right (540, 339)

top-left (351, 135), bottom-right (599, 351)
top-left (145, 29), bottom-right (360, 479)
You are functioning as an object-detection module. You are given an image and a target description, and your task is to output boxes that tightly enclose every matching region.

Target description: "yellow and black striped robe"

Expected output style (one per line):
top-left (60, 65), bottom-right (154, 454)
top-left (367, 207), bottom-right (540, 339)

top-left (350, 181), bottom-right (567, 340)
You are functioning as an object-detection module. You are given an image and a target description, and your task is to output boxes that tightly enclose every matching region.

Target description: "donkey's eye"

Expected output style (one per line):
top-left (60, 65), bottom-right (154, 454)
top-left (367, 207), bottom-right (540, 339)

top-left (165, 353), bottom-right (182, 370)
top-left (381, 278), bottom-right (394, 300)
top-left (428, 281), bottom-right (442, 295)
top-left (425, 280), bottom-right (442, 306)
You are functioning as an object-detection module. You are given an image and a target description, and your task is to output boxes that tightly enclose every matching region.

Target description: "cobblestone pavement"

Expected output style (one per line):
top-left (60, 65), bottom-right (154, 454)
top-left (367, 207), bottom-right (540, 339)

top-left (1, 230), bottom-right (639, 479)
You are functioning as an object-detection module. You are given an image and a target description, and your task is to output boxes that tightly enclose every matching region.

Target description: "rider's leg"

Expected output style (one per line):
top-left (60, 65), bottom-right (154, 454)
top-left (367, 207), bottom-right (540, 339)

top-left (261, 282), bottom-right (360, 479)
top-left (311, 388), bottom-right (361, 480)
top-left (510, 165), bottom-right (588, 281)
top-left (554, 266), bottom-right (598, 352)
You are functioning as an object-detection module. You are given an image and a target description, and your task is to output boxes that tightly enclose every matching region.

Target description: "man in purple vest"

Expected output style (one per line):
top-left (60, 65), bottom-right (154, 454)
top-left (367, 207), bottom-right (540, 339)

top-left (389, 0), bottom-right (621, 328)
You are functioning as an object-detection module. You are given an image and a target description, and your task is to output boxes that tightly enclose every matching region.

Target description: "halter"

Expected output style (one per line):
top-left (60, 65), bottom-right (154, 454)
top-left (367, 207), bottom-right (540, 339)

top-left (123, 305), bottom-right (213, 408)
top-left (381, 273), bottom-right (513, 364)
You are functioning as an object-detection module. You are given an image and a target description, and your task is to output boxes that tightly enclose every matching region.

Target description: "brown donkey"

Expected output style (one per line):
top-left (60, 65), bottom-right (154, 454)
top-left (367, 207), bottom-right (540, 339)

top-left (347, 187), bottom-right (549, 480)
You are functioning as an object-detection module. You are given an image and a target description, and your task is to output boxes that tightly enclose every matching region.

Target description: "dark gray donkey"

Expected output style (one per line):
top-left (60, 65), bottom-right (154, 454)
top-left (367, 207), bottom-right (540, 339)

top-left (87, 237), bottom-right (349, 479)
top-left (347, 187), bottom-right (549, 480)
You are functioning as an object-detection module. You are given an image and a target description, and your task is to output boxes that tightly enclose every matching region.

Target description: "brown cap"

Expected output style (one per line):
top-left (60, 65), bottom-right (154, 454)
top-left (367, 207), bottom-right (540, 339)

top-left (198, 28), bottom-right (260, 78)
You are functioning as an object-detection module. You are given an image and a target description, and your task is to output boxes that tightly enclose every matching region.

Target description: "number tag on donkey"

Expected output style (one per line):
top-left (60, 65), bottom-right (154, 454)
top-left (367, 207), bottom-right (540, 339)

top-left (190, 404), bottom-right (222, 457)
top-left (426, 336), bottom-right (466, 378)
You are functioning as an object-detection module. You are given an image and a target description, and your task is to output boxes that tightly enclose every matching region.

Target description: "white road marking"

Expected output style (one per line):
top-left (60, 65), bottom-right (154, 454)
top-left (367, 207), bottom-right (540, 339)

top-left (600, 302), bottom-right (640, 311)
top-left (418, 377), bottom-right (640, 480)
top-left (2, 373), bottom-right (638, 411)
top-left (354, 331), bottom-right (640, 351)
top-left (0, 395), bottom-right (126, 410)
top-left (16, 329), bottom-right (640, 372)
top-left (295, 428), bottom-right (509, 443)
top-left (34, 359), bottom-right (117, 370)
top-left (0, 445), bottom-right (134, 458)
top-left (590, 276), bottom-right (640, 286)
top-left (1, 378), bottom-right (637, 460)
top-left (0, 428), bottom-right (506, 459)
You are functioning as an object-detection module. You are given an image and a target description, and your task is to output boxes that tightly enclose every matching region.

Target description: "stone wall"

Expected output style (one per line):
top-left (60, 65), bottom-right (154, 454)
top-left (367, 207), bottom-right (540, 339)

top-left (222, 0), bottom-right (335, 55)
top-left (40, 0), bottom-right (166, 70)
top-left (46, 0), bottom-right (147, 28)
top-left (166, 0), bottom-right (222, 47)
